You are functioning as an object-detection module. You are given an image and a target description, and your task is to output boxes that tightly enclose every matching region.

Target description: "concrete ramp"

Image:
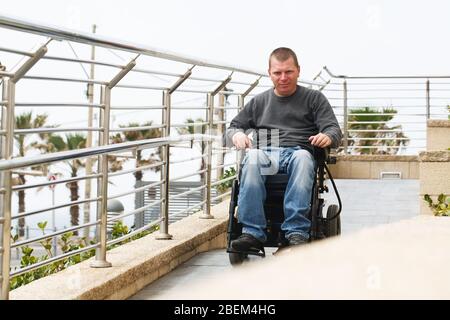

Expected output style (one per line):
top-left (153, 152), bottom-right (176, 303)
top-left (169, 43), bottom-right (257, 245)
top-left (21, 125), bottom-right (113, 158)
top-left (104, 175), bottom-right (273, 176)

top-left (157, 215), bottom-right (450, 300)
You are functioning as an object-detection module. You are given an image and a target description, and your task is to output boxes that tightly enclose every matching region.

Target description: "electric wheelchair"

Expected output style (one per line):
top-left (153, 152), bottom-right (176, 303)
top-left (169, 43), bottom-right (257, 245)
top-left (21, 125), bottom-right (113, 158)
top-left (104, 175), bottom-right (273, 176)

top-left (226, 146), bottom-right (342, 265)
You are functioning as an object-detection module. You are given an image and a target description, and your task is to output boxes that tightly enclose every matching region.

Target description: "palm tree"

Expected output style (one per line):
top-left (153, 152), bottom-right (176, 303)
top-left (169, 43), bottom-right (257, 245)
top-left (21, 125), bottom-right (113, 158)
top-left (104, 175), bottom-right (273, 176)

top-left (37, 134), bottom-right (87, 234)
top-left (13, 111), bottom-right (50, 237)
top-left (176, 117), bottom-right (221, 183)
top-left (110, 121), bottom-right (163, 183)
top-left (347, 107), bottom-right (409, 155)
top-left (110, 122), bottom-right (163, 229)
top-left (176, 118), bottom-right (207, 175)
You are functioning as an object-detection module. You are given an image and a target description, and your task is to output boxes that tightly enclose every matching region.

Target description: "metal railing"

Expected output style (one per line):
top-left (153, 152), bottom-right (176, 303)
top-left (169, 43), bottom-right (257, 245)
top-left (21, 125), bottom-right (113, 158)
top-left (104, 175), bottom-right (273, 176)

top-left (315, 66), bottom-right (450, 154)
top-left (1, 13), bottom-right (449, 300)
top-left (0, 14), bottom-right (325, 300)
top-left (0, 135), bottom-right (215, 296)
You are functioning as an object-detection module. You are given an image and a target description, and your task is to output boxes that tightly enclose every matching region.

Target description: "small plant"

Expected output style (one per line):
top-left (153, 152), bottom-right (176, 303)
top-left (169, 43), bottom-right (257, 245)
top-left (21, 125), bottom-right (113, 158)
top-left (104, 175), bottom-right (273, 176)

top-left (9, 220), bottom-right (158, 290)
top-left (424, 194), bottom-right (450, 216)
top-left (111, 221), bottom-right (129, 239)
top-left (217, 167), bottom-right (237, 193)
top-left (37, 221), bottom-right (53, 257)
top-left (108, 221), bottom-right (159, 248)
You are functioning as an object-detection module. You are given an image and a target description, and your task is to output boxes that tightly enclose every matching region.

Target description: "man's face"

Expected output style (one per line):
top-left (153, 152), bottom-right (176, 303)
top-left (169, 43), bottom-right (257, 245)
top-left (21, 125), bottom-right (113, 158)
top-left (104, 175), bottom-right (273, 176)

top-left (268, 57), bottom-right (300, 97)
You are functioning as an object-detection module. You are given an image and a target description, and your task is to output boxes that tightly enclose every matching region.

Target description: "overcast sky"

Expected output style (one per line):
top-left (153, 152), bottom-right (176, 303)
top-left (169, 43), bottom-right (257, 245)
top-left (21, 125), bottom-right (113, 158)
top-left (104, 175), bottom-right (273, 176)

top-left (2, 0), bottom-right (450, 79)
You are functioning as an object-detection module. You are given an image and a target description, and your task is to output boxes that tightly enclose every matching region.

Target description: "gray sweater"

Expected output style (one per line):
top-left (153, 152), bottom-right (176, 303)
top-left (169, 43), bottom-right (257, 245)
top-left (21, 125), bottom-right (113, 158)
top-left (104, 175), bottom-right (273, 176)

top-left (225, 85), bottom-right (342, 154)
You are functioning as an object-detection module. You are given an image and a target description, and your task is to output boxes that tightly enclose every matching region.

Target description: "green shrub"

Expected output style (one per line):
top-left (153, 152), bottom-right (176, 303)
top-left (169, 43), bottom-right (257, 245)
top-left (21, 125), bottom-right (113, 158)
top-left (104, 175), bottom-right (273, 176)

top-left (9, 220), bottom-right (158, 290)
top-left (217, 167), bottom-right (237, 193)
top-left (424, 194), bottom-right (450, 216)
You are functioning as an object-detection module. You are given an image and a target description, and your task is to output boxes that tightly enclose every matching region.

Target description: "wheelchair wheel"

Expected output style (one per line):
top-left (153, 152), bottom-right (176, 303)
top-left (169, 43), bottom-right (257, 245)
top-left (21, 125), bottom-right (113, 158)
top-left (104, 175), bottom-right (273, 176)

top-left (229, 252), bottom-right (247, 266)
top-left (326, 204), bottom-right (341, 237)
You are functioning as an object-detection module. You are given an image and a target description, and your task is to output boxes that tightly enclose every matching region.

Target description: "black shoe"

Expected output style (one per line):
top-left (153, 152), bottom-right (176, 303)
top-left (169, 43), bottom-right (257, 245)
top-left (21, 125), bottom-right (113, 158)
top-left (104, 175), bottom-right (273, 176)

top-left (231, 233), bottom-right (264, 252)
top-left (287, 234), bottom-right (308, 247)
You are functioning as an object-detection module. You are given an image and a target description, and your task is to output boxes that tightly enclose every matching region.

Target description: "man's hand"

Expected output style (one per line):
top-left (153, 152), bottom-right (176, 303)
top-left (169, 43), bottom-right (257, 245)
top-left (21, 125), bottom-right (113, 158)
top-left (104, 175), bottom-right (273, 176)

top-left (232, 132), bottom-right (252, 150)
top-left (309, 133), bottom-right (332, 148)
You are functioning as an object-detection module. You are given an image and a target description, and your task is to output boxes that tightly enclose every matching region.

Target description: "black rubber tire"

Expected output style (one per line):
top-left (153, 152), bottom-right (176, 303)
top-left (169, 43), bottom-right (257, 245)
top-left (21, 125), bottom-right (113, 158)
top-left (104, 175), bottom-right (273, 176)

top-left (336, 215), bottom-right (341, 235)
top-left (229, 252), bottom-right (246, 266)
top-left (326, 204), bottom-right (341, 237)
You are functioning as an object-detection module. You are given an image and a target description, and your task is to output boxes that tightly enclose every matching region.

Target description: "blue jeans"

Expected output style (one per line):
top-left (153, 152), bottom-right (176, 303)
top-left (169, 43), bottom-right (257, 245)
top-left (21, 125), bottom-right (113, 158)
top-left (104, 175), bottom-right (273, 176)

top-left (237, 147), bottom-right (315, 242)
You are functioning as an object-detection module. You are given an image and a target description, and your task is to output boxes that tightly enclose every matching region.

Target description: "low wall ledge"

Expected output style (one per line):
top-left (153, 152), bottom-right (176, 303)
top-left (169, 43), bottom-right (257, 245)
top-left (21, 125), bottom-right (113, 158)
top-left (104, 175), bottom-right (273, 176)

top-left (419, 150), bottom-right (450, 162)
top-left (427, 119), bottom-right (450, 127)
top-left (335, 154), bottom-right (418, 162)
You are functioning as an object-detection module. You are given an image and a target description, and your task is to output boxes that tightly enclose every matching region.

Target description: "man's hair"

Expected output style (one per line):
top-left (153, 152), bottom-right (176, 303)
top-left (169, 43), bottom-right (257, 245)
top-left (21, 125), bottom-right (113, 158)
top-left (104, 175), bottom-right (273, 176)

top-left (269, 47), bottom-right (299, 68)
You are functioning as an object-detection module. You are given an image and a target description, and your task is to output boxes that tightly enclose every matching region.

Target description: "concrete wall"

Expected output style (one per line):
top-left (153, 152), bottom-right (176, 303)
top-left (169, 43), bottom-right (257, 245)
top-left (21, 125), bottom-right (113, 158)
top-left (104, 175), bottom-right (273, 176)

top-left (419, 119), bottom-right (450, 215)
top-left (328, 155), bottom-right (419, 179)
top-left (427, 120), bottom-right (450, 151)
top-left (419, 151), bottom-right (450, 215)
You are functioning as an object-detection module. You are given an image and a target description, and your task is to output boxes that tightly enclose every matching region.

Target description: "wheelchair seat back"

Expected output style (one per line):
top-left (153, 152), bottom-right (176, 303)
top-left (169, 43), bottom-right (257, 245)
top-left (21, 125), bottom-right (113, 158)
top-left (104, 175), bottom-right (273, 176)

top-left (262, 174), bottom-right (290, 245)
top-left (264, 174), bottom-right (288, 222)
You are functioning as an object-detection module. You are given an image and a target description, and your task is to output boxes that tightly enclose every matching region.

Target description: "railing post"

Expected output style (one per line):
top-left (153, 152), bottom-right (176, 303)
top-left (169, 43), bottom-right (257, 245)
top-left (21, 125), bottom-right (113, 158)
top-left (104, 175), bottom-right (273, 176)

top-left (0, 79), bottom-right (14, 300)
top-left (200, 74), bottom-right (232, 219)
top-left (0, 43), bottom-right (48, 299)
top-left (156, 66), bottom-right (193, 239)
top-left (215, 93), bottom-right (225, 182)
top-left (200, 92), bottom-right (215, 219)
top-left (90, 84), bottom-right (112, 268)
top-left (83, 24), bottom-right (97, 241)
top-left (91, 57), bottom-right (136, 268)
top-left (343, 80), bottom-right (349, 154)
top-left (156, 90), bottom-right (172, 240)
top-left (426, 79), bottom-right (430, 120)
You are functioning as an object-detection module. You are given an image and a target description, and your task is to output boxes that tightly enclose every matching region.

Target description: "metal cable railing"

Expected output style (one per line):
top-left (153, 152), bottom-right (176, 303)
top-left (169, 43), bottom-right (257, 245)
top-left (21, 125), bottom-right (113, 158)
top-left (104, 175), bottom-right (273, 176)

top-left (318, 66), bottom-right (450, 154)
top-left (0, 134), bottom-right (217, 296)
top-left (0, 14), bottom-right (326, 300)
top-left (1, 13), bottom-right (448, 300)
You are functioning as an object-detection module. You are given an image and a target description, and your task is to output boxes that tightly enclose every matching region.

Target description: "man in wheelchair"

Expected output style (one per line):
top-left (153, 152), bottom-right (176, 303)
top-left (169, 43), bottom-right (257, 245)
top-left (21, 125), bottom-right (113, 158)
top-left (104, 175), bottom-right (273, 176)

top-left (224, 47), bottom-right (342, 257)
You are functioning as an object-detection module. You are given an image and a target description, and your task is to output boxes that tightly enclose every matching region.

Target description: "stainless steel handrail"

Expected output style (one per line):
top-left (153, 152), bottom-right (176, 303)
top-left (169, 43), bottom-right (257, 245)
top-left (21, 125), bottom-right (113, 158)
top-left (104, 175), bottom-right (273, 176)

top-left (11, 220), bottom-right (100, 249)
top-left (114, 199), bottom-right (165, 222)
top-left (169, 200), bottom-right (207, 218)
top-left (322, 66), bottom-right (450, 79)
top-left (108, 161), bottom-right (165, 177)
top-left (210, 175), bottom-right (237, 187)
top-left (6, 11), bottom-right (446, 300)
top-left (13, 196), bottom-right (101, 220)
top-left (319, 66), bottom-right (450, 154)
top-left (15, 102), bottom-right (105, 108)
top-left (0, 135), bottom-right (218, 298)
top-left (0, 14), bottom-right (323, 86)
top-left (211, 191), bottom-right (232, 203)
top-left (0, 14), bottom-right (261, 74)
top-left (108, 180), bottom-right (165, 200)
top-left (12, 173), bottom-right (101, 191)
top-left (5, 15), bottom-right (290, 300)
top-left (0, 135), bottom-right (211, 171)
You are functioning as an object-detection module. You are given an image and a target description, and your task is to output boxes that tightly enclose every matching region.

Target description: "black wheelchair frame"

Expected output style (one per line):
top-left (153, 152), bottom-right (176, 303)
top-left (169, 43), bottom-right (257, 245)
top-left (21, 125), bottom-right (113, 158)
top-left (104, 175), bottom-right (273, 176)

top-left (226, 147), bottom-right (342, 265)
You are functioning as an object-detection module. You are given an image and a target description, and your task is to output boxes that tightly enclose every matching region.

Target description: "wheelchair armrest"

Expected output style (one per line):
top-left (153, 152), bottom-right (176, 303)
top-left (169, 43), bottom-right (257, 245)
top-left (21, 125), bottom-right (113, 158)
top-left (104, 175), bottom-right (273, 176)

top-left (328, 154), bottom-right (337, 164)
top-left (313, 146), bottom-right (336, 164)
top-left (313, 146), bottom-right (328, 162)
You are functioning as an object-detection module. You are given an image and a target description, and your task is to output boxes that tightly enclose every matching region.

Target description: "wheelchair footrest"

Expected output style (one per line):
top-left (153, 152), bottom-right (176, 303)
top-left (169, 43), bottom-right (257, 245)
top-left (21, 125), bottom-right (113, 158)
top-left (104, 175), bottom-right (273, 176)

top-left (227, 247), bottom-right (266, 258)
